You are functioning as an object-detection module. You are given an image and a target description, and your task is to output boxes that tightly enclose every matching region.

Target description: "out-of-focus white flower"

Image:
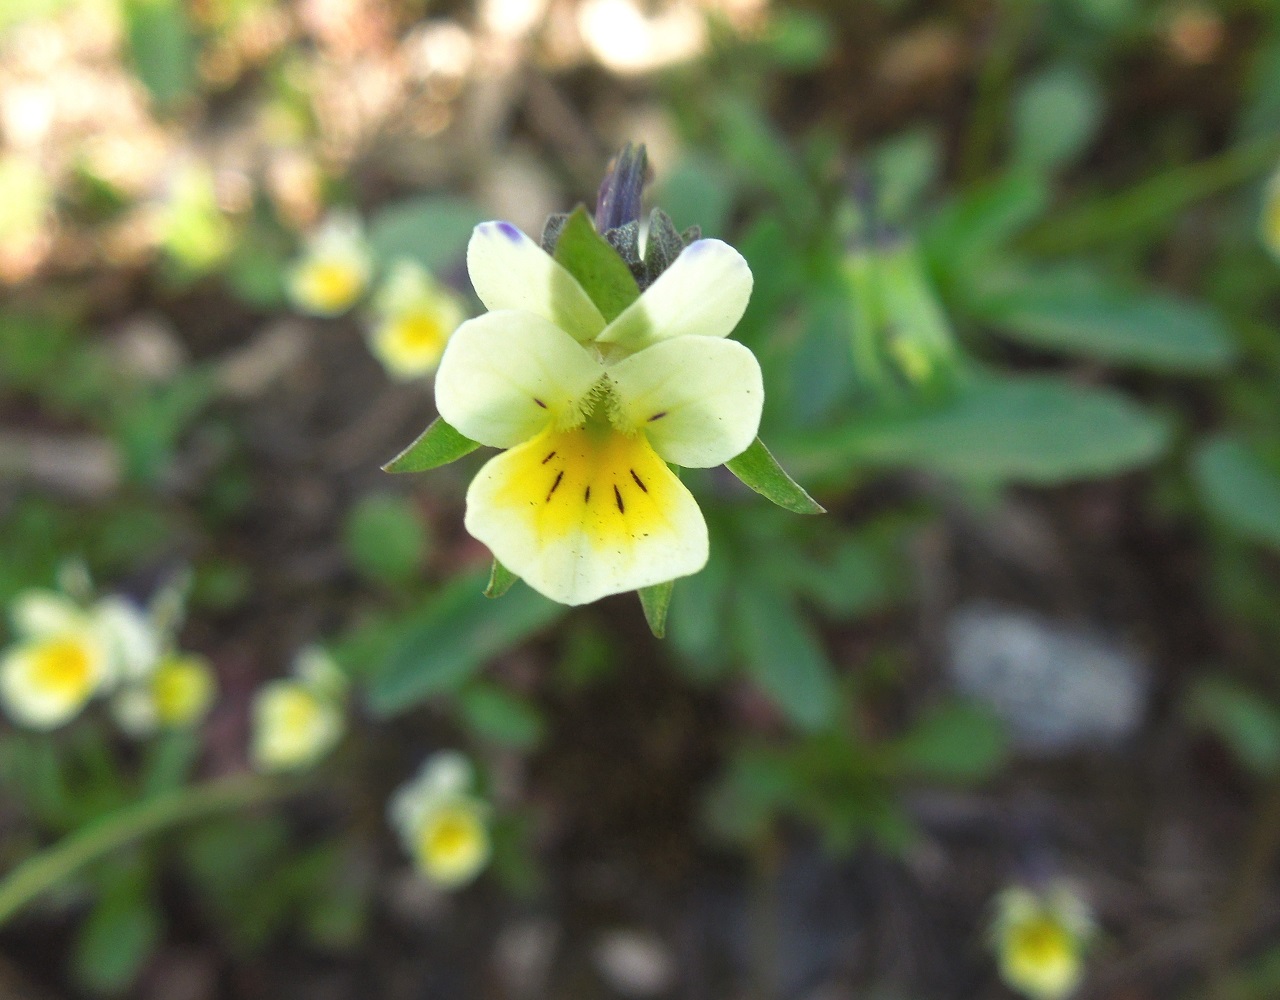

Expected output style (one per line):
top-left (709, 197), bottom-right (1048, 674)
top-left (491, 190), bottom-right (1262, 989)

top-left (991, 883), bottom-right (1095, 1000)
top-left (94, 595), bottom-right (161, 684)
top-left (250, 647), bottom-right (346, 772)
top-left (366, 259), bottom-right (466, 380)
top-left (1, 590), bottom-right (110, 729)
top-left (389, 751), bottom-right (491, 888)
top-left (286, 210), bottom-right (373, 316)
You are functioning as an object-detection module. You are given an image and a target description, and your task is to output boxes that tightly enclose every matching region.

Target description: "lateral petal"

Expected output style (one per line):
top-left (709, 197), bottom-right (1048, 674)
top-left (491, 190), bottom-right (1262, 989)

top-left (465, 426), bottom-right (708, 605)
top-left (435, 311), bottom-right (605, 449)
top-left (609, 337), bottom-right (763, 468)
top-left (467, 221), bottom-right (606, 342)
top-left (596, 239), bottom-right (752, 353)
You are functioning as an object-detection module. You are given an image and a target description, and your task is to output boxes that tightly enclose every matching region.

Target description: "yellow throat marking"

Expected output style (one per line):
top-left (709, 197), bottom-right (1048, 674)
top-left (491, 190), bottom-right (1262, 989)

top-left (31, 638), bottom-right (94, 698)
top-left (495, 423), bottom-right (679, 549)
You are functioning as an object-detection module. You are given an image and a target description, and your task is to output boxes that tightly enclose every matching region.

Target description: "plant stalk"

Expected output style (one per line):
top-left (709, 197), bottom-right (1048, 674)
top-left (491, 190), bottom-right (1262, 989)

top-left (0, 773), bottom-right (287, 926)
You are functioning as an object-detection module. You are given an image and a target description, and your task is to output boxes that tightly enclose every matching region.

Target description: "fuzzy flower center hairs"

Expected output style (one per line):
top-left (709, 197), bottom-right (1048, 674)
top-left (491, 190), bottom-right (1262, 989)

top-left (385, 146), bottom-right (822, 635)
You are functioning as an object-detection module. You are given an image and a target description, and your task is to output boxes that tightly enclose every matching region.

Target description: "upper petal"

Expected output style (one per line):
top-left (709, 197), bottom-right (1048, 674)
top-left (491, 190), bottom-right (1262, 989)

top-left (435, 311), bottom-right (605, 449)
top-left (595, 239), bottom-right (752, 353)
top-left (608, 336), bottom-right (763, 468)
top-left (467, 222), bottom-right (606, 342)
top-left (464, 426), bottom-right (708, 605)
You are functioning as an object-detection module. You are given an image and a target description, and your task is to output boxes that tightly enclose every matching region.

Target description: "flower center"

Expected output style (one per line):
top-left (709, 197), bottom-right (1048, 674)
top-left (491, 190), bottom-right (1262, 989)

top-left (31, 638), bottom-right (94, 699)
top-left (152, 657), bottom-right (213, 725)
top-left (1007, 917), bottom-right (1076, 988)
top-left (495, 422), bottom-right (678, 546)
top-left (301, 260), bottom-right (363, 312)
top-left (392, 311), bottom-right (444, 353)
top-left (419, 806), bottom-right (485, 873)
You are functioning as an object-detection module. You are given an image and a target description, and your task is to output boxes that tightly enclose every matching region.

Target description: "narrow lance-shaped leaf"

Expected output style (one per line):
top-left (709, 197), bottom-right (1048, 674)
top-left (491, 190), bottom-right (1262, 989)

top-left (725, 438), bottom-right (825, 514)
top-left (383, 417), bottom-right (479, 473)
top-left (637, 580), bottom-right (675, 639)
top-left (484, 560), bottom-right (519, 599)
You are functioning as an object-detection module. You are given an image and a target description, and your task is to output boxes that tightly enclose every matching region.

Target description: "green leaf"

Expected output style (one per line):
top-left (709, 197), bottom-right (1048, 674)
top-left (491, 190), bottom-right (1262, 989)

top-left (725, 438), bottom-right (825, 514)
top-left (485, 559), bottom-right (519, 598)
top-left (552, 206), bottom-right (640, 322)
top-left (891, 702), bottom-right (1008, 783)
top-left (459, 683), bottom-right (545, 749)
top-left (383, 417), bottom-right (479, 473)
top-left (734, 585), bottom-right (836, 732)
top-left (73, 872), bottom-right (161, 993)
top-left (650, 154), bottom-right (734, 238)
top-left (1193, 434), bottom-right (1280, 549)
top-left (367, 195), bottom-right (485, 272)
top-left (976, 269), bottom-right (1236, 372)
top-left (1012, 64), bottom-right (1104, 172)
top-left (759, 8), bottom-right (833, 69)
top-left (637, 580), bottom-right (675, 638)
top-left (343, 494), bottom-right (429, 585)
top-left (367, 569), bottom-right (566, 715)
top-left (788, 375), bottom-right (1170, 486)
top-left (122, 0), bottom-right (194, 110)
top-left (925, 170), bottom-right (1049, 272)
top-left (1022, 133), bottom-right (1280, 255)
top-left (1187, 677), bottom-right (1280, 779)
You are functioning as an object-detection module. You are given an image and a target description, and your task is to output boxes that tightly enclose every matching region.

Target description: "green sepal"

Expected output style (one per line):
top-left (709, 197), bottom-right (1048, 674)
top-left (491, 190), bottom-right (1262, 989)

top-left (637, 580), bottom-right (675, 638)
top-left (485, 559), bottom-right (519, 598)
top-left (725, 438), bottom-right (825, 514)
top-left (383, 417), bottom-right (479, 473)
top-left (552, 206), bottom-right (640, 322)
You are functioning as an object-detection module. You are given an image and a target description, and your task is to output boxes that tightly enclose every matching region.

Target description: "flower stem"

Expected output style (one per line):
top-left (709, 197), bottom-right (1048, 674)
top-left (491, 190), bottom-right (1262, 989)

top-left (0, 773), bottom-right (288, 926)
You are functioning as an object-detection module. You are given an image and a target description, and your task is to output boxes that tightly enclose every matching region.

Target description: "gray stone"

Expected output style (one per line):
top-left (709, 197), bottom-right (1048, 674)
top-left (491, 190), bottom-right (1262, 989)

top-left (945, 602), bottom-right (1148, 754)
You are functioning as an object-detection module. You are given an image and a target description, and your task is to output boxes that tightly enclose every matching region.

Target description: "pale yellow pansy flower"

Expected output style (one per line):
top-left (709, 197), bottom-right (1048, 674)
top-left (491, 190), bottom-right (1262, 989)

top-left (250, 647), bottom-right (346, 772)
top-left (112, 653), bottom-right (217, 737)
top-left (286, 211), bottom-right (373, 317)
top-left (389, 752), bottom-right (491, 888)
top-left (434, 221), bottom-right (762, 606)
top-left (991, 884), bottom-right (1095, 1000)
top-left (367, 259), bottom-right (467, 380)
top-left (1, 590), bottom-right (109, 729)
top-left (1263, 169), bottom-right (1280, 262)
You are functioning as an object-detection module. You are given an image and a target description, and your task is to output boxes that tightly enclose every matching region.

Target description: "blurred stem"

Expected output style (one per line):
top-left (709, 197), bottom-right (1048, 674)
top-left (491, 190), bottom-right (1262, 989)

top-left (749, 830), bottom-right (781, 1000)
top-left (1209, 774), bottom-right (1280, 999)
top-left (0, 773), bottom-right (286, 926)
top-left (960, 0), bottom-right (1035, 184)
top-left (1023, 133), bottom-right (1280, 255)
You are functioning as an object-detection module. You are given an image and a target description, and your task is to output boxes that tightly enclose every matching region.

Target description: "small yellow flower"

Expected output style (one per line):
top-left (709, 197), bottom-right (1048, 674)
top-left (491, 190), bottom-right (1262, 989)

top-left (250, 648), bottom-right (346, 772)
top-left (1262, 169), bottom-right (1280, 262)
top-left (286, 211), bottom-right (373, 316)
top-left (113, 653), bottom-right (217, 736)
top-left (1, 627), bottom-right (108, 730)
top-left (390, 752), bottom-right (491, 888)
top-left (367, 260), bottom-right (467, 380)
top-left (991, 884), bottom-right (1094, 1000)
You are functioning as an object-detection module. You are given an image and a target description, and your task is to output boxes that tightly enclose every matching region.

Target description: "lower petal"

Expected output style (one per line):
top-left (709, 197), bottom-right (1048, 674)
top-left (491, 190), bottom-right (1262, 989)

top-left (465, 427), bottom-right (708, 605)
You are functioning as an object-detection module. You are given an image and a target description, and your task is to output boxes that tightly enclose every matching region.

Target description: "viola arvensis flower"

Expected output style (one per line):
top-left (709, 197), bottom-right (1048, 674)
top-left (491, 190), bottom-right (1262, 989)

top-left (389, 752), bottom-right (491, 888)
top-left (367, 259), bottom-right (467, 379)
top-left (0, 589), bottom-right (111, 729)
top-left (990, 883), bottom-right (1095, 1000)
top-left (434, 218), bottom-right (763, 606)
top-left (287, 211), bottom-right (373, 317)
top-left (113, 652), bottom-right (217, 737)
top-left (251, 646), bottom-right (347, 772)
